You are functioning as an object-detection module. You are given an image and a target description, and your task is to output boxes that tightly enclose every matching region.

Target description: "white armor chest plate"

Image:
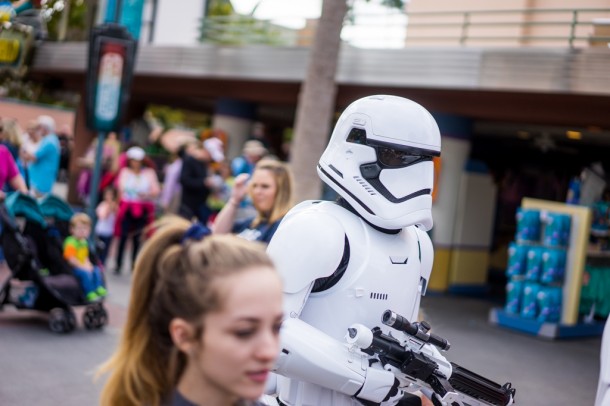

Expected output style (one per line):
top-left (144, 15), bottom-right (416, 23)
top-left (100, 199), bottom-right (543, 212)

top-left (271, 201), bottom-right (428, 406)
top-left (299, 203), bottom-right (423, 342)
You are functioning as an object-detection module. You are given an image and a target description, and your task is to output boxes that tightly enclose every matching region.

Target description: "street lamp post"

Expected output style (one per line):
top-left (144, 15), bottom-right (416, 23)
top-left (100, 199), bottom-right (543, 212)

top-left (85, 6), bottom-right (136, 237)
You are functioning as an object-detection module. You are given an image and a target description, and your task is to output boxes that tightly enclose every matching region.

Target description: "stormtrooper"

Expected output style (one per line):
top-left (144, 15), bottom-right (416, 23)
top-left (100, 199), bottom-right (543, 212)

top-left (266, 95), bottom-right (442, 406)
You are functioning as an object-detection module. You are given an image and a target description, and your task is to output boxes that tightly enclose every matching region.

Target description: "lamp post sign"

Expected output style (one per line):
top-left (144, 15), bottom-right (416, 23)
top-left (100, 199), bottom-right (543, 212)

top-left (94, 42), bottom-right (124, 128)
top-left (85, 23), bottom-right (136, 133)
top-left (85, 23), bottom-right (136, 225)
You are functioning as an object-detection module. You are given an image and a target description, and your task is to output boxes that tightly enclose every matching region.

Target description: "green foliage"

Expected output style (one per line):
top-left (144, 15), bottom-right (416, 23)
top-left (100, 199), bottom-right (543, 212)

top-left (207, 0), bottom-right (234, 17)
top-left (347, 0), bottom-right (405, 24)
top-left (144, 142), bottom-right (168, 158)
top-left (200, 0), bottom-right (290, 46)
top-left (200, 0), bottom-right (405, 46)
top-left (1, 76), bottom-right (40, 100)
top-left (378, 0), bottom-right (404, 9)
top-left (282, 127), bottom-right (293, 142)
top-left (147, 105), bottom-right (186, 129)
top-left (147, 104), bottom-right (210, 130)
top-left (0, 75), bottom-right (78, 107)
top-left (45, 0), bottom-right (87, 41)
top-left (199, 15), bottom-right (289, 46)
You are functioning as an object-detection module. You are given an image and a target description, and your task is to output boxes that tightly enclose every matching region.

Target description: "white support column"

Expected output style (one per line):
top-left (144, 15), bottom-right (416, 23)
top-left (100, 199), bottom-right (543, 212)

top-left (429, 114), bottom-right (473, 291)
top-left (212, 98), bottom-right (257, 161)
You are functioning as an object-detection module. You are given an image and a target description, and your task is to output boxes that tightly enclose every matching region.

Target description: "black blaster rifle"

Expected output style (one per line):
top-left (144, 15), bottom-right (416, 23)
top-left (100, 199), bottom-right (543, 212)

top-left (346, 310), bottom-right (516, 406)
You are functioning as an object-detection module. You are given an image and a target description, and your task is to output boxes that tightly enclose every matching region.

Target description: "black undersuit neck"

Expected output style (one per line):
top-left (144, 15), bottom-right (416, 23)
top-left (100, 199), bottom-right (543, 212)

top-left (335, 197), bottom-right (401, 235)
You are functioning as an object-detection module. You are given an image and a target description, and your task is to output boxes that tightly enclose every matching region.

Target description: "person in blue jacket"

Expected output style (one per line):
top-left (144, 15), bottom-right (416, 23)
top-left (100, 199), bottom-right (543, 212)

top-left (21, 115), bottom-right (60, 197)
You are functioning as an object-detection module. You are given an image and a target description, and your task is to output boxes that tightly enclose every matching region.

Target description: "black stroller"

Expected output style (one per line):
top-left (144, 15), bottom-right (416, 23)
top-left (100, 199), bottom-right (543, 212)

top-left (0, 193), bottom-right (108, 333)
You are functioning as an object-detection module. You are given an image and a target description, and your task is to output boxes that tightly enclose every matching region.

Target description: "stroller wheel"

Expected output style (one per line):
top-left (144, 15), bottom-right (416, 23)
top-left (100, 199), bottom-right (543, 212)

top-left (65, 309), bottom-right (77, 332)
top-left (83, 303), bottom-right (108, 330)
top-left (49, 307), bottom-right (76, 333)
top-left (0, 286), bottom-right (7, 310)
top-left (97, 305), bottom-right (109, 326)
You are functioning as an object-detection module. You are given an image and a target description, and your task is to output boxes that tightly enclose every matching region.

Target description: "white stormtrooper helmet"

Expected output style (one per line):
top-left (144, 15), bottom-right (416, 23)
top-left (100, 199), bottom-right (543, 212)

top-left (317, 95), bottom-right (441, 230)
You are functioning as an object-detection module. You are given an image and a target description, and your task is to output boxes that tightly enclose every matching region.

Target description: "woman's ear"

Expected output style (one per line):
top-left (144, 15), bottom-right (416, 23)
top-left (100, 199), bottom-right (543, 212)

top-left (169, 318), bottom-right (197, 354)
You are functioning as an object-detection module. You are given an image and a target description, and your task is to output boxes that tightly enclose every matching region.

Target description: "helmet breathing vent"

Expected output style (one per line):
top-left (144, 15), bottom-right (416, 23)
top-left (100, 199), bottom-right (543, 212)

top-left (354, 175), bottom-right (377, 196)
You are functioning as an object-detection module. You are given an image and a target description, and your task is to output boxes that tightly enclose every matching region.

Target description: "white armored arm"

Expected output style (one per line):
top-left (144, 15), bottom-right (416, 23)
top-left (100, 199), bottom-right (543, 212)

top-left (275, 318), bottom-right (395, 403)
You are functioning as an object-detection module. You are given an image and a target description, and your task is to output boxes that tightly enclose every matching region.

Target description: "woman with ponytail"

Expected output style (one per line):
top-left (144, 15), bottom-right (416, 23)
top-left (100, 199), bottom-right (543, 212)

top-left (98, 217), bottom-right (283, 406)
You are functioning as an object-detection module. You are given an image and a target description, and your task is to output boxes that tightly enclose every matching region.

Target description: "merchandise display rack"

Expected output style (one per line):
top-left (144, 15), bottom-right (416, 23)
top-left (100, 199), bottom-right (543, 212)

top-left (489, 308), bottom-right (605, 339)
top-left (489, 198), bottom-right (606, 339)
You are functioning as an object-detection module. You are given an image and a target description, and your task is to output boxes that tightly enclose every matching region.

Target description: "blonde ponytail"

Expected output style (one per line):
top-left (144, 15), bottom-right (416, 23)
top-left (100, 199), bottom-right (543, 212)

top-left (98, 217), bottom-right (190, 406)
top-left (98, 216), bottom-right (273, 406)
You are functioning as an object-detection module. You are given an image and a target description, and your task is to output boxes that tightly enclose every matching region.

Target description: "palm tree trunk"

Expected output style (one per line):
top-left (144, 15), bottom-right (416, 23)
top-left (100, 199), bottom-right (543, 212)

top-left (290, 0), bottom-right (348, 203)
top-left (84, 0), bottom-right (99, 40)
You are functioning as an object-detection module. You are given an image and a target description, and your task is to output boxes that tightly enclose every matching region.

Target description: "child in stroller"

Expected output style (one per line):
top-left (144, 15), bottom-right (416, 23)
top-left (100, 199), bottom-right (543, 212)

top-left (0, 192), bottom-right (108, 333)
top-left (63, 212), bottom-right (107, 302)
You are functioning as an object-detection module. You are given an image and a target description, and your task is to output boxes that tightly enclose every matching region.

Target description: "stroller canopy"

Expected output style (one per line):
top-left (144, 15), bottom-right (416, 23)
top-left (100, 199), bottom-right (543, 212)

top-left (39, 194), bottom-right (74, 223)
top-left (4, 192), bottom-right (46, 228)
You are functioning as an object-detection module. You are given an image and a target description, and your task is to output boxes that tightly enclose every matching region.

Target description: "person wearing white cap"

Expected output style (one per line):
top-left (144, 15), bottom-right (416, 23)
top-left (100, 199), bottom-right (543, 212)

top-left (21, 115), bottom-right (60, 196)
top-left (112, 146), bottom-right (160, 274)
top-left (203, 137), bottom-right (225, 163)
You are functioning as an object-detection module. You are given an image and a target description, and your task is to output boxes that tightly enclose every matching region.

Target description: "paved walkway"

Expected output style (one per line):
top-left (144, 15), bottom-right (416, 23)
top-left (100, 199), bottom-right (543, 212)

top-left (421, 294), bottom-right (602, 406)
top-left (0, 260), bottom-right (603, 405)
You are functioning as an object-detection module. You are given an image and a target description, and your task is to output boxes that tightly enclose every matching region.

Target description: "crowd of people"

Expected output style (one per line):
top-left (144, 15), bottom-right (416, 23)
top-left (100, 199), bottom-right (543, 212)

top-left (1, 113), bottom-right (295, 276)
top-left (0, 112), bottom-right (298, 404)
top-left (0, 114), bottom-right (62, 199)
top-left (95, 125), bottom-right (293, 274)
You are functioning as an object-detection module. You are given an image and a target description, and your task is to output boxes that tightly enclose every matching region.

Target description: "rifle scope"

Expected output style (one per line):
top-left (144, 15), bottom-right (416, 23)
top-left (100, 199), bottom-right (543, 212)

top-left (382, 310), bottom-right (451, 351)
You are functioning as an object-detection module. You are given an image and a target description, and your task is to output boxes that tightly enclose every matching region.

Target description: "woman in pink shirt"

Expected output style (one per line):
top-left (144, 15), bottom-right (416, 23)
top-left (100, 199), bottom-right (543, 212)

top-left (112, 146), bottom-right (160, 274)
top-left (0, 145), bottom-right (27, 199)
